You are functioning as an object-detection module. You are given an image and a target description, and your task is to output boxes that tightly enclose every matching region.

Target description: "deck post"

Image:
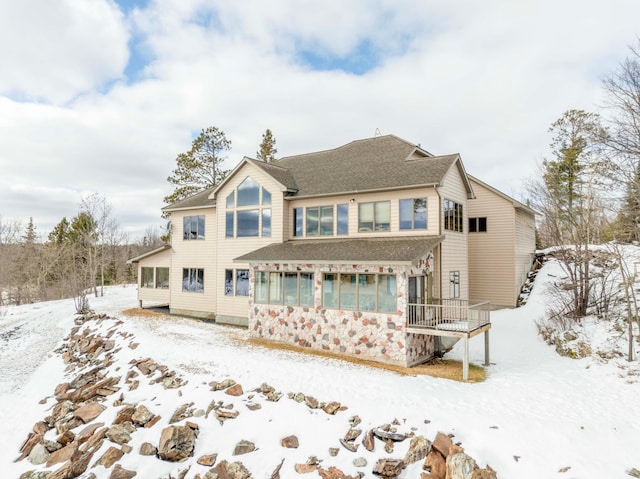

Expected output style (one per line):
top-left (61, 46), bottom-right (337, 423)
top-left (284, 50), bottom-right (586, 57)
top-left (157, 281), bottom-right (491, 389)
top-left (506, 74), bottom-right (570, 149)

top-left (484, 330), bottom-right (490, 366)
top-left (462, 336), bottom-right (469, 381)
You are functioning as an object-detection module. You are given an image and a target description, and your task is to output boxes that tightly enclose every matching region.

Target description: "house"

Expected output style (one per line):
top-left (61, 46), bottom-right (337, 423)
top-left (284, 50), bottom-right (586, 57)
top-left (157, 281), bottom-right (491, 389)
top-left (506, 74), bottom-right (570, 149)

top-left (128, 135), bottom-right (535, 376)
top-left (467, 176), bottom-right (537, 308)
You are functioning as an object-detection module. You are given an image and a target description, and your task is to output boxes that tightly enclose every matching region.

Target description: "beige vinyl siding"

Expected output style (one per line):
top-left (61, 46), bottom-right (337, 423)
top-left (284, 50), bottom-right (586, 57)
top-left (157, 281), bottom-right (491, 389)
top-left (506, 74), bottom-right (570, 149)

top-left (216, 163), bottom-right (286, 322)
top-left (137, 248), bottom-right (171, 305)
top-left (467, 179), bottom-right (516, 307)
top-left (169, 208), bottom-right (217, 318)
top-left (514, 208), bottom-right (536, 297)
top-left (438, 164), bottom-right (469, 300)
top-left (286, 187), bottom-right (441, 240)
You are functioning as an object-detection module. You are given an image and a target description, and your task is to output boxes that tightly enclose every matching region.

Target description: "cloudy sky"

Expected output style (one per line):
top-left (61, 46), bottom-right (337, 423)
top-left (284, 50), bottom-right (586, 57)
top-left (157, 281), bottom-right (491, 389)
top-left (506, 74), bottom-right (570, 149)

top-left (1, 0), bottom-right (639, 241)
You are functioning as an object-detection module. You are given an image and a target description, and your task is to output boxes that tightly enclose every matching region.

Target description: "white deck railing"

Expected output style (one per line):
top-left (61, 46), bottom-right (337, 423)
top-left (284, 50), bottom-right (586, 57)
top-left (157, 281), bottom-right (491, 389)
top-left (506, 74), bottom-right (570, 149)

top-left (407, 298), bottom-right (491, 333)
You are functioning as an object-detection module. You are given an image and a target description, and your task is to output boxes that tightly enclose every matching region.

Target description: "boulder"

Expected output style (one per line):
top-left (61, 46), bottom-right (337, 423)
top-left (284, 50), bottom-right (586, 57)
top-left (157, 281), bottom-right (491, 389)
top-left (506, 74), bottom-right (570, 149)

top-left (233, 440), bottom-right (256, 456)
top-left (106, 424), bottom-right (132, 445)
top-left (362, 430), bottom-right (375, 452)
top-left (74, 402), bottom-right (106, 423)
top-left (469, 467), bottom-right (498, 479)
top-left (158, 424), bottom-right (198, 462)
top-left (27, 443), bottom-right (50, 465)
top-left (281, 435), bottom-right (299, 448)
top-left (323, 402), bottom-right (341, 415)
top-left (110, 464), bottom-right (137, 479)
top-left (372, 459), bottom-right (405, 477)
top-left (139, 442), bottom-right (157, 456)
top-left (446, 451), bottom-right (478, 479)
top-left (197, 453), bottom-right (218, 466)
top-left (225, 383), bottom-right (244, 396)
top-left (131, 405), bottom-right (154, 426)
top-left (113, 405), bottom-right (136, 425)
top-left (432, 433), bottom-right (453, 458)
top-left (95, 446), bottom-right (124, 468)
top-left (304, 396), bottom-right (319, 409)
top-left (404, 436), bottom-right (431, 465)
top-left (46, 441), bottom-right (79, 467)
top-left (424, 450), bottom-right (446, 479)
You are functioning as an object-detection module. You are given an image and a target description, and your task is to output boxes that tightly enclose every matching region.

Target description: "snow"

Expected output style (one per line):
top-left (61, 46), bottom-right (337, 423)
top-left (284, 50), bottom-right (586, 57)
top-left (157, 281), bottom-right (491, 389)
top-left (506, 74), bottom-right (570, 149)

top-left (1, 264), bottom-right (639, 478)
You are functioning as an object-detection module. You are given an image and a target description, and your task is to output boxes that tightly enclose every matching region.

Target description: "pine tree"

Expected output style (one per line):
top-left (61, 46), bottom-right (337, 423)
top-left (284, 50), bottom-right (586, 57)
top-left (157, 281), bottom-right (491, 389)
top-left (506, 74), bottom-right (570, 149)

top-left (256, 129), bottom-right (278, 163)
top-left (163, 126), bottom-right (232, 209)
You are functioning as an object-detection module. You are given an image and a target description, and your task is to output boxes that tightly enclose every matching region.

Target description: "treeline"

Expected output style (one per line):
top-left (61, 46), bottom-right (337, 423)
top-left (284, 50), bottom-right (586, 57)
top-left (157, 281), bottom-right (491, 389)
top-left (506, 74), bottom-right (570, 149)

top-left (529, 40), bottom-right (640, 359)
top-left (0, 194), bottom-right (162, 310)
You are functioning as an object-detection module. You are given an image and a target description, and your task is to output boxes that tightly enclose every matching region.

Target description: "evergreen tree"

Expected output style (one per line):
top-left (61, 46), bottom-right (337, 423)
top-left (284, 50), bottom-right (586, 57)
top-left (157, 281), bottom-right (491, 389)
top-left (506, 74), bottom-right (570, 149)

top-left (163, 126), bottom-right (232, 209)
top-left (256, 129), bottom-right (278, 163)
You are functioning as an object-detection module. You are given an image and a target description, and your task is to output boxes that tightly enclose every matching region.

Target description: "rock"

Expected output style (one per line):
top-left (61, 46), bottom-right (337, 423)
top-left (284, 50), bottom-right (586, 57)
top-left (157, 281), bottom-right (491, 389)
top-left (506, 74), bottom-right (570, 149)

top-left (131, 404), bottom-right (155, 426)
top-left (197, 453), bottom-right (218, 466)
top-left (628, 468), bottom-right (640, 479)
top-left (350, 416), bottom-right (361, 427)
top-left (339, 438), bottom-right (359, 453)
top-left (106, 424), bottom-right (132, 445)
top-left (317, 466), bottom-right (360, 479)
top-left (54, 383), bottom-right (71, 400)
top-left (95, 446), bottom-right (123, 468)
top-left (293, 392), bottom-right (305, 403)
top-left (246, 402), bottom-right (261, 411)
top-left (323, 402), bottom-right (341, 415)
top-left (281, 435), bottom-right (299, 448)
top-left (353, 457), bottom-right (367, 467)
top-left (54, 416), bottom-right (83, 435)
top-left (295, 463), bottom-right (318, 474)
top-left (158, 424), bottom-right (198, 462)
top-left (144, 415), bottom-right (162, 428)
top-left (344, 428), bottom-right (362, 441)
top-left (46, 442), bottom-right (79, 467)
top-left (19, 472), bottom-right (51, 479)
top-left (75, 422), bottom-right (104, 444)
top-left (139, 442), bottom-right (157, 456)
top-left (269, 458), bottom-right (285, 479)
top-left (51, 400), bottom-right (75, 423)
top-left (404, 436), bottom-right (431, 465)
top-left (74, 402), bottom-right (107, 423)
top-left (210, 379), bottom-right (236, 391)
top-left (424, 450), bottom-right (446, 479)
top-left (233, 440), bottom-right (256, 455)
top-left (304, 396), bottom-right (319, 409)
top-left (56, 431), bottom-right (75, 446)
top-left (169, 403), bottom-right (195, 424)
top-left (121, 444), bottom-right (133, 454)
top-left (19, 433), bottom-right (44, 460)
top-left (33, 421), bottom-right (51, 435)
top-left (43, 440), bottom-right (63, 453)
top-left (372, 459), bottom-right (405, 477)
top-left (469, 467), bottom-right (498, 479)
top-left (211, 460), bottom-right (252, 479)
top-left (432, 432), bottom-right (453, 458)
top-left (225, 383), bottom-right (244, 396)
top-left (28, 443), bottom-right (50, 465)
top-left (109, 464), bottom-right (137, 479)
top-left (216, 409), bottom-right (240, 420)
top-left (372, 428), bottom-right (407, 442)
top-left (362, 430), bottom-right (375, 452)
top-left (113, 405), bottom-right (136, 425)
top-left (328, 448), bottom-right (339, 457)
top-left (446, 452), bottom-right (478, 479)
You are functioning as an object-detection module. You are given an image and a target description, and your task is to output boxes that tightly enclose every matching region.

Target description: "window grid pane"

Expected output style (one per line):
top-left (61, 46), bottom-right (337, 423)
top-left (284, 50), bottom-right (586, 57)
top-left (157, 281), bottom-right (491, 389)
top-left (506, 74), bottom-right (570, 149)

top-left (284, 273), bottom-right (298, 305)
top-left (300, 273), bottom-right (314, 306)
top-left (320, 206), bottom-right (334, 236)
top-left (337, 204), bottom-right (348, 235)
top-left (323, 274), bottom-right (338, 308)
top-left (236, 269), bottom-right (249, 296)
top-left (306, 207), bottom-right (319, 236)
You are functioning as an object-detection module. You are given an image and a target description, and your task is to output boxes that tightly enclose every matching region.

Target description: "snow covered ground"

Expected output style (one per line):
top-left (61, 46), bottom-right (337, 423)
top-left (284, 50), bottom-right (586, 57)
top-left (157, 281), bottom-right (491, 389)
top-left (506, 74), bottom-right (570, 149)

top-left (1, 259), bottom-right (639, 478)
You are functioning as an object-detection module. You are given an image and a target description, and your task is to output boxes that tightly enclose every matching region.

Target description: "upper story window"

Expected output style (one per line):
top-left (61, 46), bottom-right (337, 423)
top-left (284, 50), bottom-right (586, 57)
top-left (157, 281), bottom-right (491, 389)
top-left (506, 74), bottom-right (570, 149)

top-left (400, 198), bottom-right (427, 230)
top-left (292, 203), bottom-right (348, 237)
top-left (226, 177), bottom-right (272, 238)
top-left (469, 217), bottom-right (487, 233)
top-left (358, 201), bottom-right (390, 232)
top-left (443, 199), bottom-right (463, 233)
top-left (183, 215), bottom-right (205, 240)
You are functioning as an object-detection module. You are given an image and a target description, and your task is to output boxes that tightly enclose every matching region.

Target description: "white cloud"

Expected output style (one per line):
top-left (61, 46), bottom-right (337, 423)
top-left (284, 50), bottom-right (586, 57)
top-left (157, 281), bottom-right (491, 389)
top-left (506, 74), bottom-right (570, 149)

top-left (1, 0), bottom-right (640, 239)
top-left (0, 0), bottom-right (129, 103)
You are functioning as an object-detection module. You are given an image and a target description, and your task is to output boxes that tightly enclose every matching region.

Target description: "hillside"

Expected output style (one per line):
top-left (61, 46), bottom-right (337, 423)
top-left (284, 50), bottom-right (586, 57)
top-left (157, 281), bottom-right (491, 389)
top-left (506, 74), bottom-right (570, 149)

top-left (1, 256), bottom-right (639, 479)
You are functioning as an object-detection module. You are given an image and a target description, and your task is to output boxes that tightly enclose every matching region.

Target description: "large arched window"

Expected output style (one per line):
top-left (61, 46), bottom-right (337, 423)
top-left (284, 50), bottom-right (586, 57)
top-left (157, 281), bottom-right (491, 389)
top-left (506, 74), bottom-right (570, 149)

top-left (225, 177), bottom-right (272, 238)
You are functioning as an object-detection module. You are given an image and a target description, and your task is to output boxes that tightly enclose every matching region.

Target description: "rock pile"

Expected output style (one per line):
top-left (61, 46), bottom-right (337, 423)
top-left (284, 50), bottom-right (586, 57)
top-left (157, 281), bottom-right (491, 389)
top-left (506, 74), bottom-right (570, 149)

top-left (14, 310), bottom-right (498, 479)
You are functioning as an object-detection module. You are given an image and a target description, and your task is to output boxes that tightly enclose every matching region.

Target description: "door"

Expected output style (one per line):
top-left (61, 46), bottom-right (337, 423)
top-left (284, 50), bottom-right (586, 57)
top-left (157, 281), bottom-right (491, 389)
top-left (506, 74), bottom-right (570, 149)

top-left (408, 276), bottom-right (424, 324)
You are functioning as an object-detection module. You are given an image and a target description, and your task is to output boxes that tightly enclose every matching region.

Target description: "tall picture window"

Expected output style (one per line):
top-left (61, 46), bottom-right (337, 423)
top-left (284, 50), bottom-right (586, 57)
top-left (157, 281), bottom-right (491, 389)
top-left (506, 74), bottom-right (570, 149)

top-left (226, 177), bottom-right (272, 238)
top-left (443, 199), bottom-right (463, 232)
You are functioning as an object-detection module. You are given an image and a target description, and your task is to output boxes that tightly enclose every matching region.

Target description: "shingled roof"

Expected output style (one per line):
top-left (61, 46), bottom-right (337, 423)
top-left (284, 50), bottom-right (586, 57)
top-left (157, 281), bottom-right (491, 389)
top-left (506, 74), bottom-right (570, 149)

top-left (234, 236), bottom-right (444, 265)
top-left (274, 135), bottom-right (461, 198)
top-left (163, 187), bottom-right (216, 212)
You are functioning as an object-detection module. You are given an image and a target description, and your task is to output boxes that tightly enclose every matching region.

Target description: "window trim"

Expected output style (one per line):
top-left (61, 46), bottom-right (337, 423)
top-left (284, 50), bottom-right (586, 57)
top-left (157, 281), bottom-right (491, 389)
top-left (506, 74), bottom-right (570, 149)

top-left (469, 217), bottom-right (487, 233)
top-left (443, 199), bottom-right (464, 233)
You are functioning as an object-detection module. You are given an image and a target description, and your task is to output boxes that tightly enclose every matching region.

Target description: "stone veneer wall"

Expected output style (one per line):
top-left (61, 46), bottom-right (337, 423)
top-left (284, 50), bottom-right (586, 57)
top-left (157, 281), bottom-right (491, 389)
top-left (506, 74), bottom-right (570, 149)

top-left (248, 252), bottom-right (436, 367)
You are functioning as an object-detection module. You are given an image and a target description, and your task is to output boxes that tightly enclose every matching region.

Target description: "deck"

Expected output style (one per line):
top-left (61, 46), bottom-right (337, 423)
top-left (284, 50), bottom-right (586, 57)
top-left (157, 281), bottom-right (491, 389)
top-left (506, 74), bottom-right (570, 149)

top-left (406, 299), bottom-right (492, 381)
